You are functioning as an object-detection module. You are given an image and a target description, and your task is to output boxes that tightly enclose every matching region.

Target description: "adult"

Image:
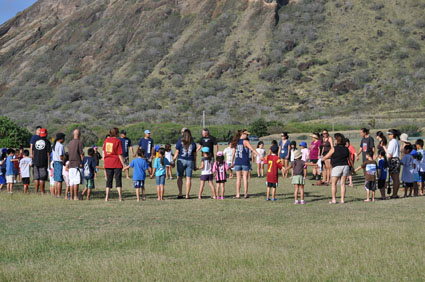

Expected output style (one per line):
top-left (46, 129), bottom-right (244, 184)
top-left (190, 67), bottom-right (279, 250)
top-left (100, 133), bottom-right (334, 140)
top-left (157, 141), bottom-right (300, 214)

top-left (278, 132), bottom-right (290, 178)
top-left (173, 129), bottom-right (197, 199)
top-left (376, 131), bottom-right (388, 153)
top-left (400, 133), bottom-right (410, 156)
top-left (357, 128), bottom-right (375, 163)
top-left (33, 128), bottom-right (51, 194)
top-left (320, 129), bottom-right (334, 185)
top-left (322, 133), bottom-right (352, 204)
top-left (230, 129), bottom-right (261, 199)
top-left (196, 128), bottom-right (218, 156)
top-left (119, 130), bottom-right (134, 179)
top-left (30, 126), bottom-right (42, 158)
top-left (136, 130), bottom-right (154, 165)
top-left (103, 128), bottom-right (125, 202)
top-left (68, 129), bottom-right (84, 201)
top-left (387, 129), bottom-right (401, 198)
top-left (52, 133), bottom-right (66, 198)
top-left (309, 133), bottom-right (322, 180)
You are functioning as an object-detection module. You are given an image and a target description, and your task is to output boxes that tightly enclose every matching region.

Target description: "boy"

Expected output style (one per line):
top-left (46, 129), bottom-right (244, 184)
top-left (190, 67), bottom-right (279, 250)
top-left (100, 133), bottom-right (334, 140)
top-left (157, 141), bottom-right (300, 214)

top-left (81, 148), bottom-right (97, 200)
top-left (264, 145), bottom-right (283, 201)
top-left (400, 144), bottom-right (415, 197)
top-left (291, 150), bottom-right (307, 204)
top-left (223, 141), bottom-right (234, 178)
top-left (124, 149), bottom-right (151, 201)
top-left (354, 151), bottom-right (378, 202)
top-left (6, 149), bottom-right (19, 193)
top-left (20, 150), bottom-right (32, 194)
top-left (415, 139), bottom-right (424, 196)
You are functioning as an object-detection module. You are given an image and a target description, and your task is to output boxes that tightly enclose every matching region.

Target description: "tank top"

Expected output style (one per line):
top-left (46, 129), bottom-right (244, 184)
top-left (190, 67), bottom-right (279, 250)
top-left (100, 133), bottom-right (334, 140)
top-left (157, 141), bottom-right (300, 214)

top-left (201, 158), bottom-right (213, 175)
top-left (234, 139), bottom-right (249, 166)
top-left (322, 138), bottom-right (331, 154)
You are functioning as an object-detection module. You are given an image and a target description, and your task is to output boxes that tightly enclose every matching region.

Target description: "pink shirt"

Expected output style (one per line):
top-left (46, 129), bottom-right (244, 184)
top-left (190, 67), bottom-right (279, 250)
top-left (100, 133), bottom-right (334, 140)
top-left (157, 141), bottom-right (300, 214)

top-left (309, 140), bottom-right (322, 160)
top-left (212, 162), bottom-right (229, 182)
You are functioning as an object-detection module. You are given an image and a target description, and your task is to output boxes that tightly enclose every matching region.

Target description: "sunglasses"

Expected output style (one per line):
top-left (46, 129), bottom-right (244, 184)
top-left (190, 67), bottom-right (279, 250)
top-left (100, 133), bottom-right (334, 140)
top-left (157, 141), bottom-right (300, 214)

top-left (322, 132), bottom-right (328, 135)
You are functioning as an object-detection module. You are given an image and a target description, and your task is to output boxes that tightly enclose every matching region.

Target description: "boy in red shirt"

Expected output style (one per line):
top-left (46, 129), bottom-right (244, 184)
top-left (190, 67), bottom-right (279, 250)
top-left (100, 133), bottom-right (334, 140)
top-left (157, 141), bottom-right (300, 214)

top-left (264, 145), bottom-right (283, 201)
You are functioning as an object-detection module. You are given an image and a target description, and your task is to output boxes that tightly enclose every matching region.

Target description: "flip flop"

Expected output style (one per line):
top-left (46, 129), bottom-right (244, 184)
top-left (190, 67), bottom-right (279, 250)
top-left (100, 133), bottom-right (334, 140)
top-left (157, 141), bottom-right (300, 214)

top-left (329, 201), bottom-right (337, 204)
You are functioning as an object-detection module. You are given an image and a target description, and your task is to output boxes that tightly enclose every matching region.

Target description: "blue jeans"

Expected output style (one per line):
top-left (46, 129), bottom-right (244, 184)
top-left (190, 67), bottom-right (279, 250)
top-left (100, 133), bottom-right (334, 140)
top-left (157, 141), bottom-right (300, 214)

top-left (177, 159), bottom-right (194, 177)
top-left (156, 175), bottom-right (166, 185)
top-left (234, 165), bottom-right (250, 172)
top-left (53, 162), bottom-right (64, 182)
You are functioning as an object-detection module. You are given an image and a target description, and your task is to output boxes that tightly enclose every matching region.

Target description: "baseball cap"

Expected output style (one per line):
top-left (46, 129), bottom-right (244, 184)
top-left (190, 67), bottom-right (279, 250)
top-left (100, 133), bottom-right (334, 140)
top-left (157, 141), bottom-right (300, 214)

top-left (270, 145), bottom-right (278, 154)
top-left (201, 147), bottom-right (210, 153)
top-left (40, 128), bottom-right (48, 137)
top-left (144, 130), bottom-right (151, 134)
top-left (300, 142), bottom-right (307, 147)
top-left (411, 150), bottom-right (418, 157)
top-left (55, 132), bottom-right (65, 140)
top-left (120, 130), bottom-right (127, 135)
top-left (216, 151), bottom-right (223, 156)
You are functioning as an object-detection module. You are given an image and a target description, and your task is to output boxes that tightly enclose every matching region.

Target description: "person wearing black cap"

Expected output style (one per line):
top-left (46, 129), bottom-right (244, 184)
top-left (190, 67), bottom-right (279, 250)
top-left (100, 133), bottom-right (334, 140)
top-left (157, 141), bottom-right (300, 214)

top-left (52, 133), bottom-right (66, 197)
top-left (119, 130), bottom-right (133, 179)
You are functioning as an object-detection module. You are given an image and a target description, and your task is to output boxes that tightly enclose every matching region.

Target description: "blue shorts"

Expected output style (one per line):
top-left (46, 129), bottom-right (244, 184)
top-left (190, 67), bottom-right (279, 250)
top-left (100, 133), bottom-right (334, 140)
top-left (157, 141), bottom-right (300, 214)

top-left (177, 159), bottom-right (194, 178)
top-left (133, 180), bottom-right (145, 189)
top-left (156, 175), bottom-right (166, 185)
top-left (53, 162), bottom-right (64, 182)
top-left (234, 164), bottom-right (250, 172)
top-left (419, 172), bottom-right (425, 183)
top-left (279, 153), bottom-right (288, 159)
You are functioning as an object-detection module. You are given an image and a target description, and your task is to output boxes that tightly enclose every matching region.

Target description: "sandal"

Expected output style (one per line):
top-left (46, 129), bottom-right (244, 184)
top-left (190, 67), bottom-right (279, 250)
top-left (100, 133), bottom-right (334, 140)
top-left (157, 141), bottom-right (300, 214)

top-left (329, 201), bottom-right (337, 204)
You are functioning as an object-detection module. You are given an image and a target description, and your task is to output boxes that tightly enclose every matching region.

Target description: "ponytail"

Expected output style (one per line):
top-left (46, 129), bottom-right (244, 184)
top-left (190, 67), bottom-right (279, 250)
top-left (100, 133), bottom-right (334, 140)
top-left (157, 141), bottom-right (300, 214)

top-left (158, 148), bottom-right (165, 166)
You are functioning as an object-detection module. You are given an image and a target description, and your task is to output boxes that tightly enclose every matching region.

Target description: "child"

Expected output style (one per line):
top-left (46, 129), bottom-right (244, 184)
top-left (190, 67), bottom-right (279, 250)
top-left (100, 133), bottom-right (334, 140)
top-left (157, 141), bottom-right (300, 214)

top-left (415, 139), bottom-right (425, 196)
top-left (150, 148), bottom-right (169, 201)
top-left (291, 150), bottom-right (307, 204)
top-left (346, 139), bottom-right (357, 187)
top-left (264, 145), bottom-right (283, 201)
top-left (6, 149), bottom-right (19, 194)
top-left (154, 145), bottom-right (161, 159)
top-left (223, 141), bottom-right (234, 179)
top-left (377, 150), bottom-right (388, 200)
top-left (124, 149), bottom-right (151, 201)
top-left (19, 150), bottom-right (32, 194)
top-left (0, 148), bottom-right (7, 191)
top-left (256, 141), bottom-right (265, 178)
top-left (212, 151), bottom-right (229, 200)
top-left (411, 150), bottom-right (420, 197)
top-left (354, 151), bottom-right (378, 202)
top-left (197, 147), bottom-right (216, 199)
top-left (49, 155), bottom-right (55, 196)
top-left (289, 141), bottom-right (297, 164)
top-left (164, 143), bottom-right (174, 180)
top-left (63, 153), bottom-right (71, 200)
top-left (81, 148), bottom-right (97, 200)
top-left (93, 145), bottom-right (103, 179)
top-left (14, 147), bottom-right (23, 183)
top-left (401, 144), bottom-right (415, 197)
top-left (299, 142), bottom-right (309, 162)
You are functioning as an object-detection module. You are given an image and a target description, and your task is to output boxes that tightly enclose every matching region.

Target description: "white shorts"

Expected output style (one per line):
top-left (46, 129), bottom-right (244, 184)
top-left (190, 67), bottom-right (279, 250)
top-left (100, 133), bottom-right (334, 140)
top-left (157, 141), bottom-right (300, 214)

top-left (69, 168), bottom-right (82, 186)
top-left (331, 165), bottom-right (350, 177)
top-left (6, 175), bottom-right (14, 184)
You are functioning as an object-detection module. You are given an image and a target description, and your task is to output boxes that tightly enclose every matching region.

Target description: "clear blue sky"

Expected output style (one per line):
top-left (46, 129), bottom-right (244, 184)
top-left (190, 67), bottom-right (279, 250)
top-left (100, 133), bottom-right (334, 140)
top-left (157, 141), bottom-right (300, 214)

top-left (0, 0), bottom-right (38, 24)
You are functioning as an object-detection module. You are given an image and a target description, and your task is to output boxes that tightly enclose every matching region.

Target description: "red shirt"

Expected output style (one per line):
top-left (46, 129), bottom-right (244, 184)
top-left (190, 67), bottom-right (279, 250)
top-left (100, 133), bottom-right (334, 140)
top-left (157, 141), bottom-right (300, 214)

top-left (265, 154), bottom-right (282, 184)
top-left (103, 137), bottom-right (123, 168)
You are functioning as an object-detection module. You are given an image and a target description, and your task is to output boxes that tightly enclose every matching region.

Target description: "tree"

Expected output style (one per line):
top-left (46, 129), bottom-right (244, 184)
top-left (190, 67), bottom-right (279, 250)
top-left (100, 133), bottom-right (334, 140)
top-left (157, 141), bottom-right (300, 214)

top-left (0, 116), bottom-right (32, 148)
top-left (249, 118), bottom-right (268, 138)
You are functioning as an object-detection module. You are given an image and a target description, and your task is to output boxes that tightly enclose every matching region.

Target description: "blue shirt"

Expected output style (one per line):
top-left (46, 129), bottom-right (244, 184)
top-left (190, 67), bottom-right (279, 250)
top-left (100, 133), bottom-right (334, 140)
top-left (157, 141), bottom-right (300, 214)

top-left (378, 159), bottom-right (387, 180)
top-left (130, 158), bottom-right (149, 181)
top-left (6, 156), bottom-right (14, 176)
top-left (234, 139), bottom-right (250, 166)
top-left (82, 157), bottom-right (96, 179)
top-left (119, 137), bottom-right (132, 158)
top-left (175, 139), bottom-right (197, 161)
top-left (279, 140), bottom-right (290, 157)
top-left (138, 138), bottom-right (154, 158)
top-left (153, 157), bottom-right (170, 176)
top-left (30, 135), bottom-right (40, 145)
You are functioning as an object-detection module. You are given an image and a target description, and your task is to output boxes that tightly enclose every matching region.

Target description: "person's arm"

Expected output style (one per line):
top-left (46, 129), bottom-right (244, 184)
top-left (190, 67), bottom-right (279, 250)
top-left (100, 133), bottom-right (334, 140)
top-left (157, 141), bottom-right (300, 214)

top-left (173, 150), bottom-right (179, 162)
top-left (196, 144), bottom-right (202, 153)
top-left (129, 145), bottom-right (134, 156)
top-left (119, 155), bottom-right (125, 167)
top-left (123, 165), bottom-right (130, 171)
top-left (231, 147), bottom-right (236, 168)
top-left (198, 161), bottom-right (205, 171)
top-left (30, 144), bottom-right (34, 159)
top-left (244, 140), bottom-right (260, 158)
top-left (322, 147), bottom-right (335, 161)
top-left (215, 144), bottom-right (219, 154)
top-left (150, 167), bottom-right (156, 179)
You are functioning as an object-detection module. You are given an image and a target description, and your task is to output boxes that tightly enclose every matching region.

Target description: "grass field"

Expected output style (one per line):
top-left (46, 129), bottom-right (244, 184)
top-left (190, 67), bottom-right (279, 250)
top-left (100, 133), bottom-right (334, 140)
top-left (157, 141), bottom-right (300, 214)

top-left (1, 144), bottom-right (425, 281)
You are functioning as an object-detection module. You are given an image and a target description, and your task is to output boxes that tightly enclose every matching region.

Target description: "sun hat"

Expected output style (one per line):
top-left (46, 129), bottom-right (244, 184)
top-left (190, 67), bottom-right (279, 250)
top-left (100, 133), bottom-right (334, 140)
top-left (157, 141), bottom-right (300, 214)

top-left (270, 145), bottom-right (278, 154)
top-left (216, 151), bottom-right (223, 156)
top-left (201, 147), bottom-right (210, 153)
top-left (40, 128), bottom-right (48, 137)
top-left (242, 130), bottom-right (251, 135)
top-left (294, 150), bottom-right (302, 159)
top-left (400, 133), bottom-right (409, 143)
top-left (310, 133), bottom-right (319, 139)
top-left (411, 150), bottom-right (418, 157)
top-left (144, 130), bottom-right (151, 134)
top-left (300, 142), bottom-right (307, 147)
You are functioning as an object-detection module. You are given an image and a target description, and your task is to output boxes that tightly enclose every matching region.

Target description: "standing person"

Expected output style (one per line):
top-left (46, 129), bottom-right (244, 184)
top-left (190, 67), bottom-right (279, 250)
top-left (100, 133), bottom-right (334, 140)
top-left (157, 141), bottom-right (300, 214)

top-left (30, 126), bottom-right (42, 158)
top-left (415, 139), bottom-right (425, 196)
top-left (80, 148), bottom-right (98, 200)
top-left (93, 145), bottom-right (103, 179)
top-left (354, 151), bottom-right (378, 202)
top-left (164, 144), bottom-right (174, 180)
top-left (196, 128), bottom-right (218, 157)
top-left (278, 132), bottom-right (290, 178)
top-left (197, 147), bottom-right (216, 199)
top-left (212, 151), bottom-right (228, 200)
top-left (223, 141), bottom-right (234, 179)
top-left (255, 141), bottom-right (266, 178)
top-left (123, 149), bottom-right (151, 202)
top-left (230, 129), bottom-right (261, 199)
top-left (322, 133), bottom-right (352, 204)
top-left (291, 150), bottom-right (307, 204)
top-left (386, 129), bottom-right (401, 198)
top-left (5, 149), bottom-right (19, 194)
top-left (376, 131), bottom-right (388, 154)
top-left (377, 150), bottom-right (388, 200)
top-left (52, 133), bottom-right (66, 198)
top-left (401, 144), bottom-right (415, 197)
top-left (309, 133), bottom-right (322, 180)
top-left (33, 128), bottom-right (51, 194)
top-left (119, 130), bottom-right (134, 179)
top-left (103, 128), bottom-right (125, 202)
top-left (357, 128), bottom-right (375, 163)
top-left (151, 148), bottom-right (170, 201)
top-left (299, 142), bottom-right (309, 162)
top-left (320, 129), bottom-right (334, 185)
top-left (346, 139), bottom-right (357, 187)
top-left (264, 145), bottom-right (283, 201)
top-left (173, 129), bottom-right (197, 199)
top-left (63, 153), bottom-right (71, 200)
top-left (13, 147), bottom-right (23, 183)
top-left (68, 129), bottom-right (84, 201)
top-left (136, 130), bottom-right (154, 167)
top-left (0, 149), bottom-right (6, 191)
top-left (20, 150), bottom-right (32, 194)
top-left (411, 150), bottom-right (421, 197)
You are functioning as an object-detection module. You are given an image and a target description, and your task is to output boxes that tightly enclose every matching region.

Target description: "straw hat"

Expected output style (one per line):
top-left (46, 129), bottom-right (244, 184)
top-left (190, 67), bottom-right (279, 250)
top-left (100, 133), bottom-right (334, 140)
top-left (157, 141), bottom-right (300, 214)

top-left (294, 150), bottom-right (302, 159)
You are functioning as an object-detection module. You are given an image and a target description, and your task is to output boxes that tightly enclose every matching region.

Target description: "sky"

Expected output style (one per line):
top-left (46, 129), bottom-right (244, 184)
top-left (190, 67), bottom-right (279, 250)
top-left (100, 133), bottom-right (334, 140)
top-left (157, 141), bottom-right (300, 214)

top-left (0, 0), bottom-right (38, 24)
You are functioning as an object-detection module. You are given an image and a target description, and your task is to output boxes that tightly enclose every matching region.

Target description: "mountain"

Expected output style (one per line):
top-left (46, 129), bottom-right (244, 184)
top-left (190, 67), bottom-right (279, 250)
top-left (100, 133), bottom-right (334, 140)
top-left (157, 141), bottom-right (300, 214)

top-left (0, 0), bottom-right (424, 130)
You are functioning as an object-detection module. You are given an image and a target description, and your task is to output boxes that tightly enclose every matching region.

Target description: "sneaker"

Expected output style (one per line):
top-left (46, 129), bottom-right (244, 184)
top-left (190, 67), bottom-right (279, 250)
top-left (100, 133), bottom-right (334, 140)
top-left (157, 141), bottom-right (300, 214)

top-left (266, 198), bottom-right (271, 201)
top-left (272, 198), bottom-right (278, 201)
top-left (300, 200), bottom-right (306, 205)
top-left (294, 200), bottom-right (299, 204)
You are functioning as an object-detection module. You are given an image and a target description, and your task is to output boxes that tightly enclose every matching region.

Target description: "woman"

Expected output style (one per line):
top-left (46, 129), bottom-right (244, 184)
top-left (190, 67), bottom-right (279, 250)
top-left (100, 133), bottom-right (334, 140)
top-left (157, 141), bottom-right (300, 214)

top-left (278, 132), bottom-right (290, 178)
top-left (320, 129), bottom-right (334, 185)
top-left (231, 129), bottom-right (261, 199)
top-left (387, 129), bottom-right (401, 198)
top-left (309, 133), bottom-right (322, 180)
top-left (103, 128), bottom-right (125, 202)
top-left (173, 129), bottom-right (197, 199)
top-left (322, 133), bottom-right (352, 204)
top-left (376, 131), bottom-right (388, 153)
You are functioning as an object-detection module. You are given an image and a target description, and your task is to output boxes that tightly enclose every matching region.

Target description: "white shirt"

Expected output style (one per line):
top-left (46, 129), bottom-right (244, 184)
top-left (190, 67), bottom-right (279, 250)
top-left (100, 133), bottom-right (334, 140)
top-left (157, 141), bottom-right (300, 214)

top-left (165, 151), bottom-right (173, 163)
top-left (201, 158), bottom-right (212, 175)
top-left (19, 157), bottom-right (32, 178)
top-left (290, 149), bottom-right (295, 162)
top-left (52, 142), bottom-right (65, 162)
top-left (223, 147), bottom-right (233, 164)
top-left (387, 139), bottom-right (400, 159)
top-left (256, 148), bottom-right (265, 163)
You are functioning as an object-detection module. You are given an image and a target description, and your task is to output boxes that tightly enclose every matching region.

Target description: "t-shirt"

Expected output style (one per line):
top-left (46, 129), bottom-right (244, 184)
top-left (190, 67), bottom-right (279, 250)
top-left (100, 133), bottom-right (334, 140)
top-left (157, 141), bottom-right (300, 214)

top-left (153, 157), bottom-right (170, 176)
top-left (401, 154), bottom-right (414, 183)
top-left (20, 157), bottom-right (32, 178)
top-left (6, 156), bottom-right (14, 176)
top-left (30, 135), bottom-right (40, 145)
top-left (361, 160), bottom-right (377, 182)
top-left (223, 147), bottom-right (233, 163)
top-left (165, 151), bottom-right (173, 163)
top-left (256, 148), bottom-right (265, 163)
top-left (94, 151), bottom-right (102, 165)
top-left (309, 140), bottom-right (321, 160)
top-left (387, 139), bottom-right (400, 159)
top-left (360, 136), bottom-right (375, 161)
top-left (103, 137), bottom-right (123, 168)
top-left (68, 139), bottom-right (84, 168)
top-left (348, 145), bottom-right (356, 162)
top-left (301, 148), bottom-right (309, 162)
top-left (130, 158), bottom-right (149, 181)
top-left (201, 157), bottom-right (213, 175)
top-left (292, 159), bottom-right (305, 176)
top-left (198, 135), bottom-right (217, 155)
top-left (378, 159), bottom-right (387, 180)
top-left (82, 157), bottom-right (96, 179)
top-left (175, 139), bottom-right (197, 161)
top-left (331, 145), bottom-right (349, 167)
top-left (119, 137), bottom-right (132, 158)
top-left (52, 142), bottom-right (65, 162)
top-left (33, 137), bottom-right (51, 167)
top-left (418, 149), bottom-right (425, 172)
top-left (212, 162), bottom-right (229, 182)
top-left (279, 140), bottom-right (290, 158)
top-left (138, 138), bottom-right (154, 159)
top-left (265, 154), bottom-right (282, 184)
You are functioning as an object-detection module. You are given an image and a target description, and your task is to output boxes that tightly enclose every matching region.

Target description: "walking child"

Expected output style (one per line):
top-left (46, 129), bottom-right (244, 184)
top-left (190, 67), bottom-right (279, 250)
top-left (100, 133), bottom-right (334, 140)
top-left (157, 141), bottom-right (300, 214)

top-left (197, 147), bottom-right (216, 199)
top-left (291, 150), bottom-right (307, 204)
top-left (377, 150), bottom-right (388, 200)
top-left (354, 151), bottom-right (378, 202)
top-left (5, 149), bottom-right (19, 193)
top-left (256, 141), bottom-right (265, 178)
top-left (19, 150), bottom-right (32, 194)
top-left (124, 149), bottom-right (151, 201)
top-left (150, 148), bottom-right (170, 201)
top-left (164, 143), bottom-right (174, 180)
top-left (264, 145), bottom-right (283, 201)
top-left (81, 148), bottom-right (98, 200)
top-left (212, 151), bottom-right (228, 200)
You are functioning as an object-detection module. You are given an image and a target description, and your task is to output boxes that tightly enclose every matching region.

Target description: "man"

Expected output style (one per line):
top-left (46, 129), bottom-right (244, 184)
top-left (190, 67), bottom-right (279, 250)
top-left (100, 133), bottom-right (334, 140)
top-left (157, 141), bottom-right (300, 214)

top-left (357, 128), bottom-right (375, 163)
top-left (68, 129), bottom-right (84, 201)
top-left (30, 126), bottom-right (42, 158)
top-left (33, 128), bottom-right (51, 194)
top-left (119, 130), bottom-right (134, 179)
top-left (196, 128), bottom-right (218, 156)
top-left (52, 133), bottom-right (66, 197)
top-left (136, 130), bottom-right (154, 165)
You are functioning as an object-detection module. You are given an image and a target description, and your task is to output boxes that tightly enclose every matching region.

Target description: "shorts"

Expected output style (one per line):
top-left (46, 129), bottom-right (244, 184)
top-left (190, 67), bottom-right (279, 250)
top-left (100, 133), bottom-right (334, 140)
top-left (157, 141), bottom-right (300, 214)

top-left (389, 157), bottom-right (401, 175)
top-left (0, 175), bottom-right (5, 185)
top-left (216, 180), bottom-right (227, 183)
top-left (404, 182), bottom-right (413, 188)
top-left (6, 175), bottom-right (14, 184)
top-left (69, 168), bottom-right (82, 186)
top-left (365, 181), bottom-right (376, 191)
top-left (378, 179), bottom-right (386, 189)
top-left (311, 159), bottom-right (318, 164)
top-left (85, 178), bottom-right (95, 189)
top-left (124, 156), bottom-right (130, 166)
top-left (22, 177), bottom-right (30, 185)
top-left (33, 166), bottom-right (48, 181)
top-left (331, 165), bottom-right (350, 177)
top-left (53, 162), bottom-right (64, 182)
top-left (279, 153), bottom-right (288, 159)
top-left (291, 175), bottom-right (305, 185)
top-left (267, 182), bottom-right (278, 188)
top-left (106, 168), bottom-right (122, 188)
top-left (133, 180), bottom-right (145, 189)
top-left (234, 164), bottom-right (250, 172)
top-left (176, 159), bottom-right (194, 177)
top-left (156, 175), bottom-right (166, 185)
top-left (200, 174), bottom-right (214, 181)
top-left (256, 160), bottom-right (264, 165)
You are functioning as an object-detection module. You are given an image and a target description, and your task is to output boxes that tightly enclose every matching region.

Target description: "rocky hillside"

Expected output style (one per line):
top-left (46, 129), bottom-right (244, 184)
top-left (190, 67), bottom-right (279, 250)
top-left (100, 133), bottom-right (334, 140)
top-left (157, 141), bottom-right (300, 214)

top-left (0, 0), bottom-right (424, 129)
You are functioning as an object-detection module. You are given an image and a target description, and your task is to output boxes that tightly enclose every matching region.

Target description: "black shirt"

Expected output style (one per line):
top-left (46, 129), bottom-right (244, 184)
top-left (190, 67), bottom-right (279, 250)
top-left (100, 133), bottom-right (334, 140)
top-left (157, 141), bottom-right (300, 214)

top-left (331, 145), bottom-right (349, 167)
top-left (199, 135), bottom-right (217, 154)
top-left (33, 137), bottom-right (51, 167)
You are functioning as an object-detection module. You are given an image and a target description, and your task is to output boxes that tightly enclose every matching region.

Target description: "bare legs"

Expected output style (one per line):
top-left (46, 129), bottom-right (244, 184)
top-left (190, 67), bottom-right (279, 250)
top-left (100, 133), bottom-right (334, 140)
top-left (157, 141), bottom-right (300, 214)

top-left (215, 183), bottom-right (225, 199)
top-left (34, 180), bottom-right (45, 194)
top-left (235, 170), bottom-right (249, 198)
top-left (323, 159), bottom-right (332, 184)
top-left (156, 186), bottom-right (164, 200)
top-left (177, 176), bottom-right (192, 198)
top-left (54, 181), bottom-right (62, 197)
top-left (294, 184), bottom-right (304, 202)
top-left (105, 187), bottom-right (122, 202)
top-left (330, 176), bottom-right (347, 203)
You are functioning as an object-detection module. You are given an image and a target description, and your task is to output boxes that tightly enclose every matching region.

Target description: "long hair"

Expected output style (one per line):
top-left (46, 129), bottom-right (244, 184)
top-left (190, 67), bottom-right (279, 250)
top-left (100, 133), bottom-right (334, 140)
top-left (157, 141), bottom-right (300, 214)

top-left (230, 130), bottom-right (242, 148)
top-left (376, 131), bottom-right (388, 146)
top-left (109, 128), bottom-right (119, 138)
top-left (334, 133), bottom-right (346, 145)
top-left (181, 130), bottom-right (193, 150)
top-left (158, 148), bottom-right (165, 166)
top-left (257, 141), bottom-right (264, 148)
top-left (204, 151), bottom-right (212, 161)
top-left (388, 129), bottom-right (401, 140)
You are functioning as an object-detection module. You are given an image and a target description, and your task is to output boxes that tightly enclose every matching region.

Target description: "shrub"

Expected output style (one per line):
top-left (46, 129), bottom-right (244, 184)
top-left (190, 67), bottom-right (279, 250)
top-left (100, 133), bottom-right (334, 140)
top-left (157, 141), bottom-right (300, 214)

top-left (399, 125), bottom-right (422, 137)
top-left (394, 49), bottom-right (409, 59)
top-left (407, 38), bottom-right (421, 50)
top-left (147, 77), bottom-right (162, 88)
top-left (0, 116), bottom-right (32, 148)
top-left (394, 19), bottom-right (405, 27)
top-left (258, 65), bottom-right (287, 82)
top-left (370, 3), bottom-right (384, 10)
top-left (287, 68), bottom-right (302, 81)
top-left (415, 19), bottom-right (425, 28)
top-left (249, 118), bottom-right (268, 138)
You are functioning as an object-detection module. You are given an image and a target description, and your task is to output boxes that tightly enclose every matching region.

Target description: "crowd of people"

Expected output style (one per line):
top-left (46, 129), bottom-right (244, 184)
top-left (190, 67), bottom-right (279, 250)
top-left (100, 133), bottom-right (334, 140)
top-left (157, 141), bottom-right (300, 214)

top-left (1, 125), bottom-right (424, 205)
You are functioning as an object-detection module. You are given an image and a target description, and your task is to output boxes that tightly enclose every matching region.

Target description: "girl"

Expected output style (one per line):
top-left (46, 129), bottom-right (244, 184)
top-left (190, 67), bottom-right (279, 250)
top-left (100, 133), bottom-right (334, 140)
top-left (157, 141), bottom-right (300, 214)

top-left (412, 150), bottom-right (420, 197)
top-left (165, 143), bottom-right (174, 180)
top-left (212, 151), bottom-right (228, 200)
top-left (150, 148), bottom-right (169, 201)
top-left (309, 133), bottom-right (322, 181)
top-left (401, 144), bottom-right (414, 197)
top-left (198, 147), bottom-right (216, 199)
top-left (289, 141), bottom-right (297, 177)
top-left (346, 139), bottom-right (357, 187)
top-left (278, 132), bottom-right (290, 178)
top-left (256, 141), bottom-right (265, 177)
top-left (377, 150), bottom-right (388, 200)
top-left (63, 153), bottom-right (71, 200)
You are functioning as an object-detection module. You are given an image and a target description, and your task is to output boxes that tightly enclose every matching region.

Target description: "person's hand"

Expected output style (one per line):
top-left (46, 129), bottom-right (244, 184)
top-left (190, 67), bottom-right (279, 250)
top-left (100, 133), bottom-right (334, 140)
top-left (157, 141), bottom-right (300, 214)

top-left (149, 174), bottom-right (153, 179)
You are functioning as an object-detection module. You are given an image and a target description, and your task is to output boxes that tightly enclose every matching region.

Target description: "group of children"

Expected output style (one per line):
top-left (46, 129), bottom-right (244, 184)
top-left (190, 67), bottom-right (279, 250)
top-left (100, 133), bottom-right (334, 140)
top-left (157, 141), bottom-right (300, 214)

top-left (0, 148), bottom-right (32, 194)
